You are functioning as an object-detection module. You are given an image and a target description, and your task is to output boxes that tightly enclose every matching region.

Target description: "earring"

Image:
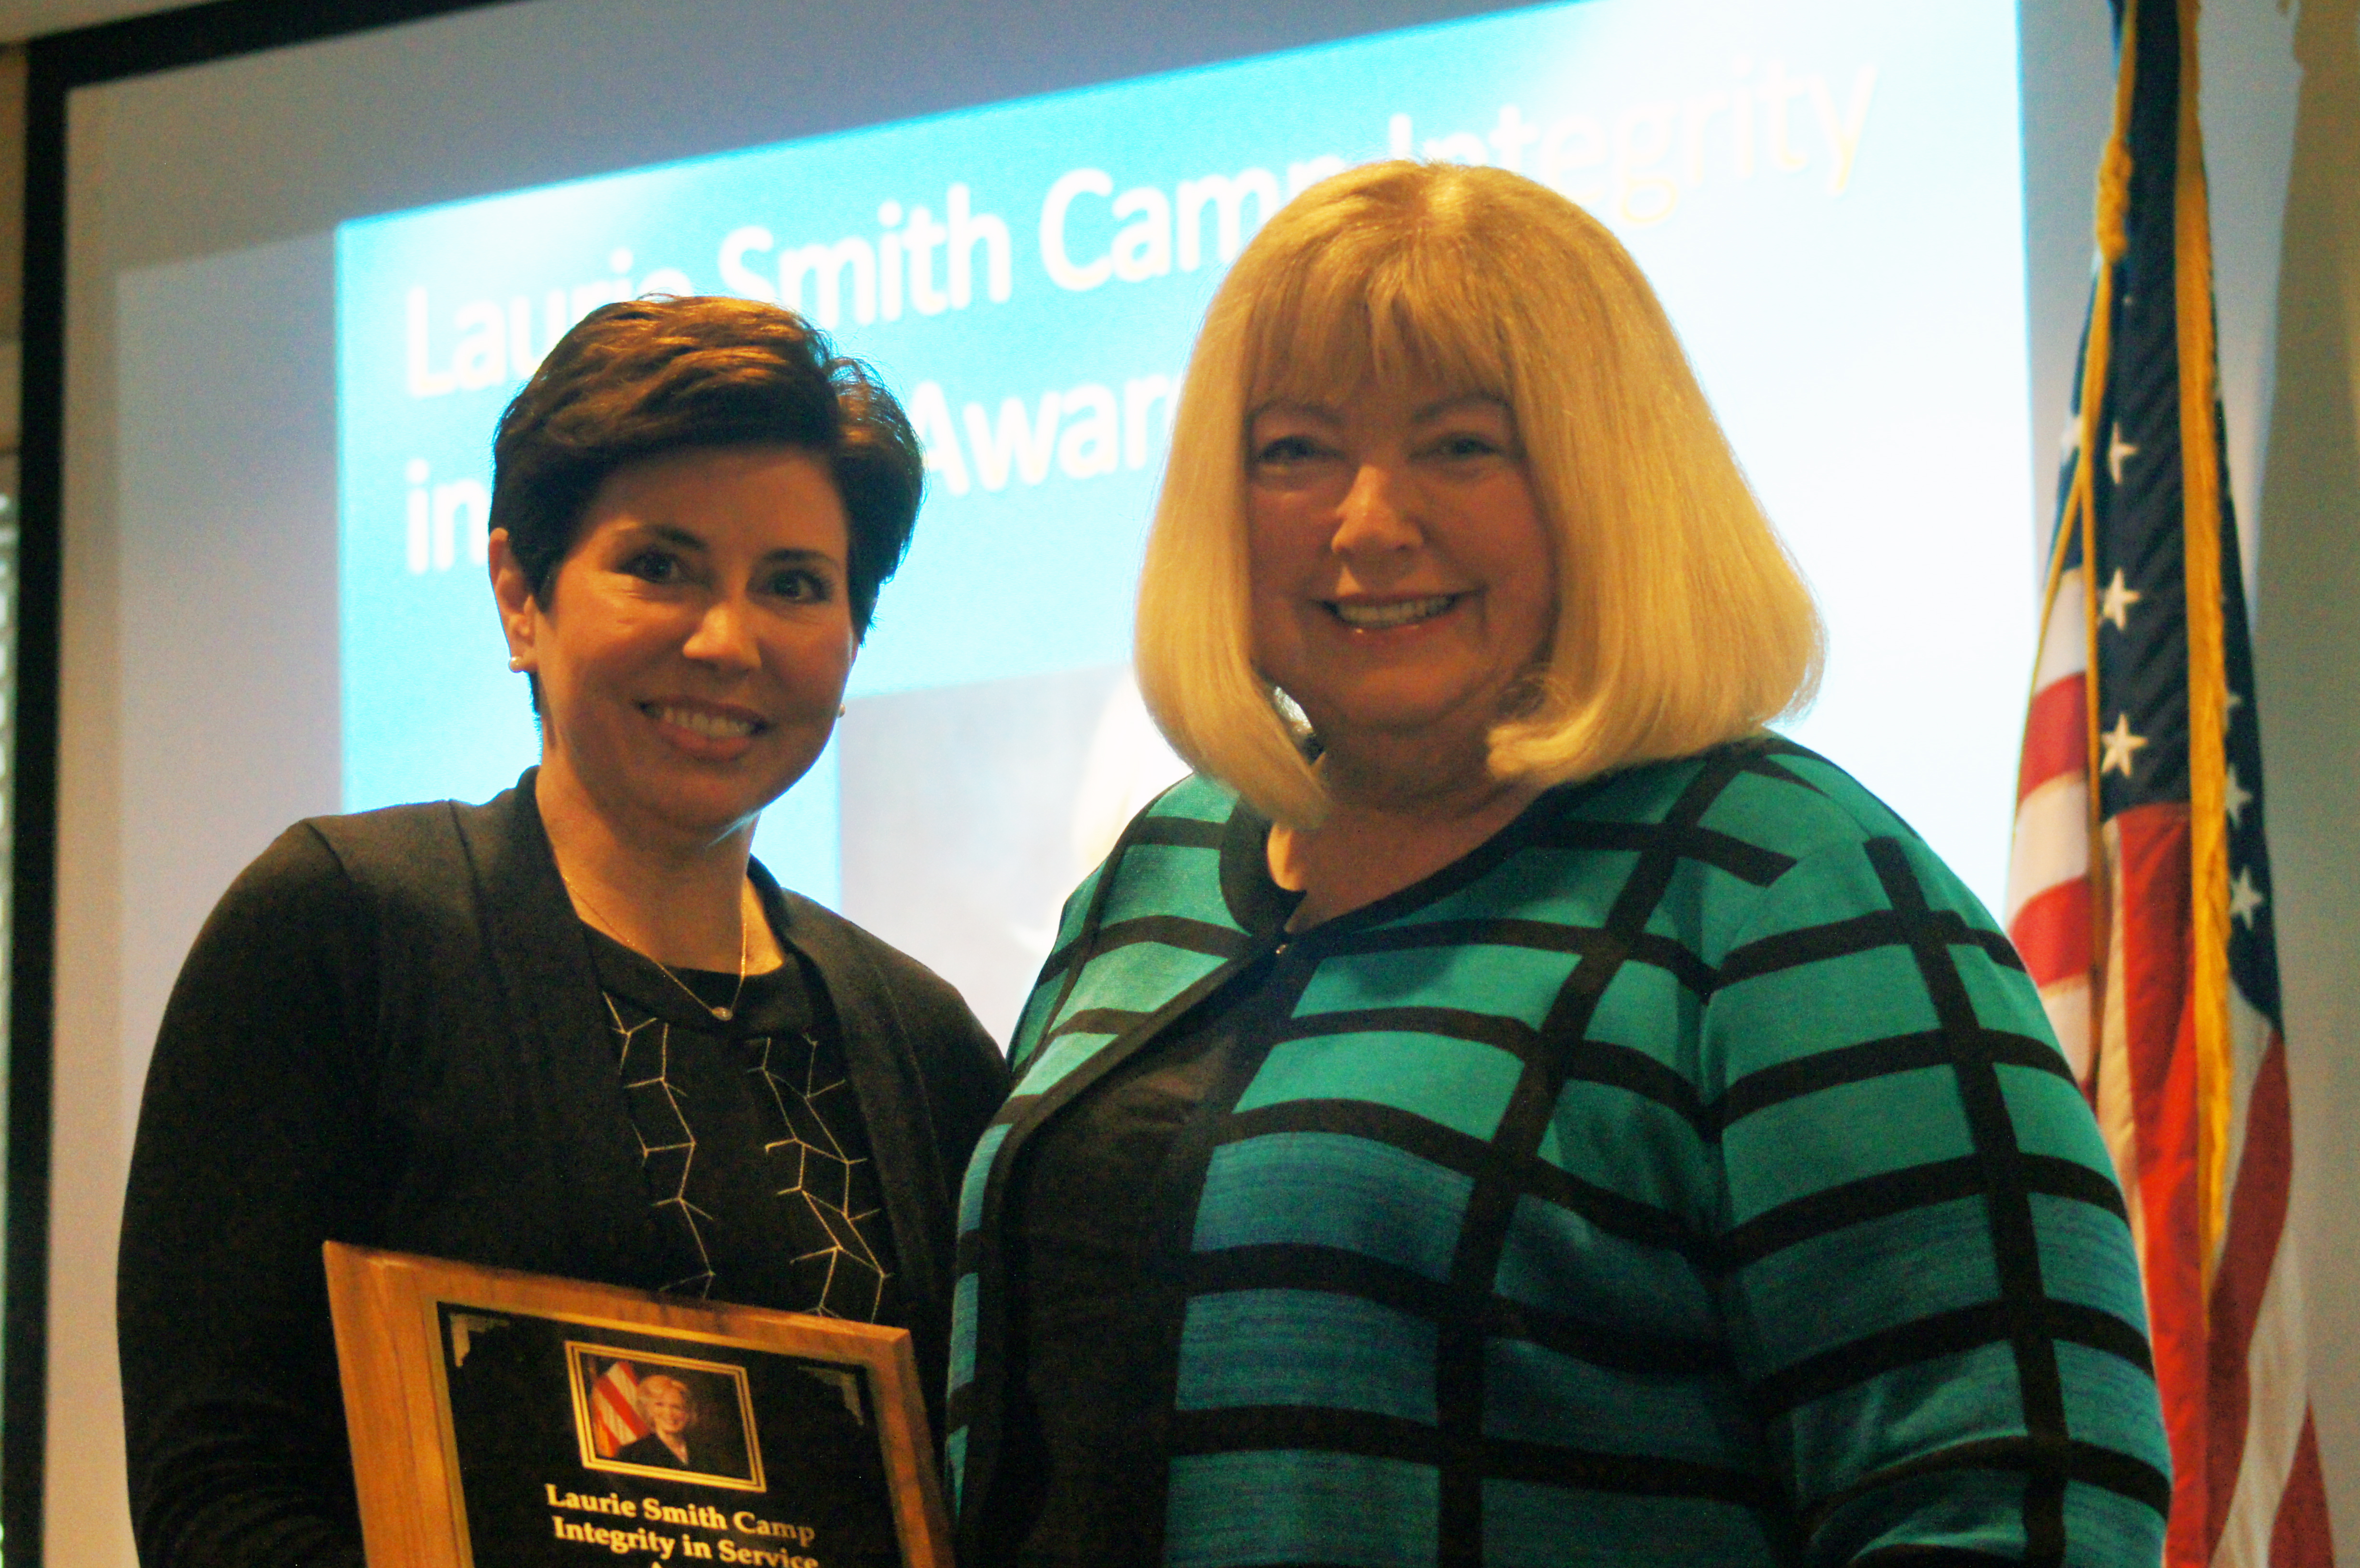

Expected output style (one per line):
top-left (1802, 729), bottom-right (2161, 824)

top-left (508, 654), bottom-right (528, 672)
top-left (837, 703), bottom-right (848, 718)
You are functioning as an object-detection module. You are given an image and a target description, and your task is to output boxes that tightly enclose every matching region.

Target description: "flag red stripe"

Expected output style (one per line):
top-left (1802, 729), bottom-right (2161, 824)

top-left (2273, 1409), bottom-right (2335, 1568)
top-left (2007, 876), bottom-right (2092, 989)
top-left (591, 1361), bottom-right (651, 1458)
top-left (2017, 673), bottom-right (2089, 802)
top-left (2113, 804), bottom-right (2208, 1568)
top-left (2204, 1030), bottom-right (2295, 1558)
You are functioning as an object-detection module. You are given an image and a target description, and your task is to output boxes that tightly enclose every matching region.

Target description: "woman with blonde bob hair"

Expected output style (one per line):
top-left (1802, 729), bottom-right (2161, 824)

top-left (946, 164), bottom-right (2164, 1567)
top-left (1141, 158), bottom-right (1820, 823)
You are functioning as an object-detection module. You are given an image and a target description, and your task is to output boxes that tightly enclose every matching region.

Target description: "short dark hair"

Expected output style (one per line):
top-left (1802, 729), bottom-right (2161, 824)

top-left (490, 295), bottom-right (923, 636)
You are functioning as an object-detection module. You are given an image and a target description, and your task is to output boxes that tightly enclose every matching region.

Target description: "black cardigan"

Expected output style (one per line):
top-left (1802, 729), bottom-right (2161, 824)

top-left (116, 773), bottom-right (1008, 1568)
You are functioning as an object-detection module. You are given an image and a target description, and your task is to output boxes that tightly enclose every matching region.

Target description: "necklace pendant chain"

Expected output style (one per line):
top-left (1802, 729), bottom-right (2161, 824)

top-left (566, 871), bottom-right (752, 1025)
top-left (689, 894), bottom-right (752, 1023)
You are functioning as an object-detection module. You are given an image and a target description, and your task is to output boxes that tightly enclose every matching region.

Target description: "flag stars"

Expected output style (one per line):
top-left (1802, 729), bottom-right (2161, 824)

top-left (2225, 687), bottom-right (2246, 733)
top-left (2060, 411), bottom-right (2082, 459)
top-left (2229, 865), bottom-right (2267, 929)
top-left (2100, 711), bottom-right (2148, 777)
top-left (2110, 423), bottom-right (2140, 484)
top-left (2099, 568), bottom-right (2142, 631)
top-left (2225, 763), bottom-right (2255, 829)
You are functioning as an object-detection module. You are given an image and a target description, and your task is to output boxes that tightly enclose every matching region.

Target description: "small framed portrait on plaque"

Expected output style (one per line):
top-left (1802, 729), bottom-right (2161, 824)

top-left (568, 1344), bottom-right (766, 1490)
top-left (325, 1243), bottom-right (949, 1568)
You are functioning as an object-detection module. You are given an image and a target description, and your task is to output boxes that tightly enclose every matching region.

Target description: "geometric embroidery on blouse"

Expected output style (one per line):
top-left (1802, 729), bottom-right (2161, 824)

top-left (747, 1030), bottom-right (890, 1321)
top-left (607, 996), bottom-right (720, 1298)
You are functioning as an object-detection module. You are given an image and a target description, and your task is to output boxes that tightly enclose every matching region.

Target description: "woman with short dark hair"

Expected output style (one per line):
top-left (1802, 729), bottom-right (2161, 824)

top-left (492, 295), bottom-right (924, 647)
top-left (118, 297), bottom-right (1006, 1568)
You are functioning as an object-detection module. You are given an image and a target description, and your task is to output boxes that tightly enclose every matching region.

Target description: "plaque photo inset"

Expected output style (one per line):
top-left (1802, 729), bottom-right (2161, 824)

top-left (327, 1245), bottom-right (949, 1568)
top-left (566, 1342), bottom-right (766, 1491)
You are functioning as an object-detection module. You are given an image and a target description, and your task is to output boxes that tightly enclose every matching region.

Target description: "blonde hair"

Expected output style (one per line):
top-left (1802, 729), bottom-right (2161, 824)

top-left (636, 1374), bottom-right (696, 1419)
top-left (1134, 161), bottom-right (1822, 828)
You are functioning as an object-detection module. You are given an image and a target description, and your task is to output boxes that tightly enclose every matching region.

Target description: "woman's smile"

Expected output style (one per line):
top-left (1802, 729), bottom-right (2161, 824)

top-left (1325, 592), bottom-right (1466, 631)
top-left (644, 698), bottom-right (769, 751)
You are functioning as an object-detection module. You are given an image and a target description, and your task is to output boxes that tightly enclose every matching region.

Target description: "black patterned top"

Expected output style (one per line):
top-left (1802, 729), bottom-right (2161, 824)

top-left (583, 924), bottom-right (899, 1321)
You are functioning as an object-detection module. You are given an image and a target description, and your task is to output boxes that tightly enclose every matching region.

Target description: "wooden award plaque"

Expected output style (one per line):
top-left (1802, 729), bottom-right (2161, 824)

top-left (324, 1243), bottom-right (951, 1568)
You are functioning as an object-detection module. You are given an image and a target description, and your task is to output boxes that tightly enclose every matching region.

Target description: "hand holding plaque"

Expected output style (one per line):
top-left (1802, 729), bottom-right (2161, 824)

top-left (325, 1244), bottom-right (950, 1568)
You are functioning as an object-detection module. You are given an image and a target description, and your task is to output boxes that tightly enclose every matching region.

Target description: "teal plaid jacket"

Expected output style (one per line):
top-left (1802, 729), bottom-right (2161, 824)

top-left (947, 741), bottom-right (2169, 1566)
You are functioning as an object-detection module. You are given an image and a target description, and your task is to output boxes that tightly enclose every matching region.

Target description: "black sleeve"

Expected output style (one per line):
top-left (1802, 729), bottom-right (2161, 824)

top-left (117, 823), bottom-right (386, 1568)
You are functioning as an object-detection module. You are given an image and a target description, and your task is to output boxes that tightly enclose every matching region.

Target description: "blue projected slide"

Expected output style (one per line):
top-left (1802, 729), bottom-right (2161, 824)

top-left (337, 0), bottom-right (2030, 1039)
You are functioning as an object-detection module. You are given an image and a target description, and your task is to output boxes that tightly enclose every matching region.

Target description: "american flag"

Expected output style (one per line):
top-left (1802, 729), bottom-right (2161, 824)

top-left (2004, 1), bottom-right (2332, 1563)
top-left (588, 1358), bottom-right (653, 1458)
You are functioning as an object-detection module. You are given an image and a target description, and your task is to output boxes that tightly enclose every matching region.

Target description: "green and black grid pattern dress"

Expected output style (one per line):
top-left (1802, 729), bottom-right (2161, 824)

top-left (947, 739), bottom-right (2169, 1566)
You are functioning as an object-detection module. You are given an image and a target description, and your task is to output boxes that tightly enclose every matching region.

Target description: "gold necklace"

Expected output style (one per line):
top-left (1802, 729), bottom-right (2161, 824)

top-left (564, 875), bottom-right (751, 1024)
